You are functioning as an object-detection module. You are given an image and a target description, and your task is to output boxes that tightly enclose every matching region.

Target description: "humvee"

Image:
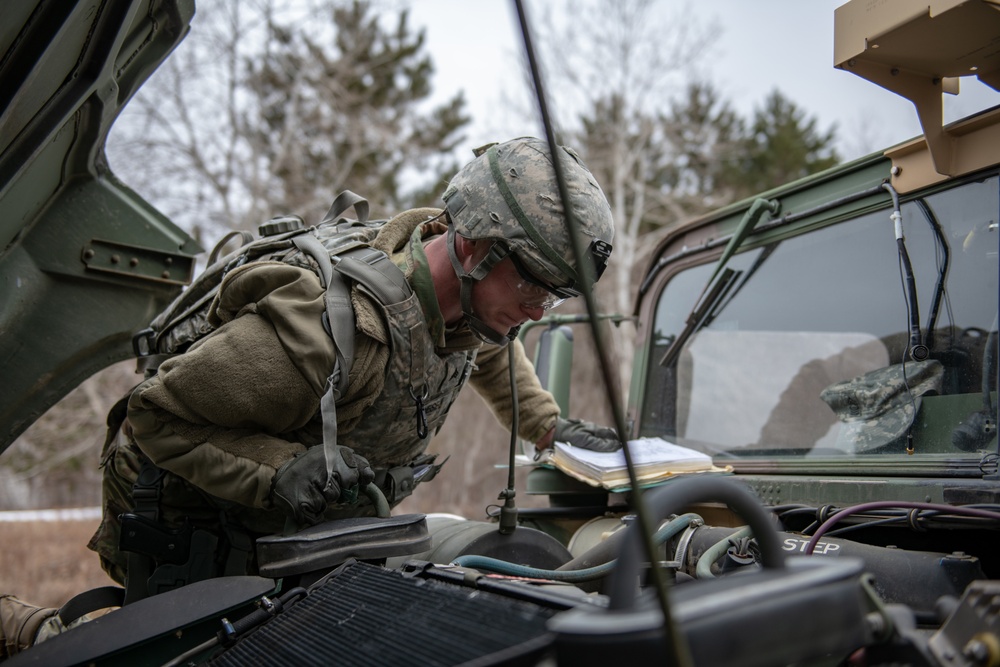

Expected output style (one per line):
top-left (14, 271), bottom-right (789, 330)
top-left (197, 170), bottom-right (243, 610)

top-left (2, 1), bottom-right (998, 665)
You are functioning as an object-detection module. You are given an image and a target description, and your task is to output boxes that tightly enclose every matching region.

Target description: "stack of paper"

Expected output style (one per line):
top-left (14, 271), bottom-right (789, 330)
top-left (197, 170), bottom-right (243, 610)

top-left (549, 436), bottom-right (722, 490)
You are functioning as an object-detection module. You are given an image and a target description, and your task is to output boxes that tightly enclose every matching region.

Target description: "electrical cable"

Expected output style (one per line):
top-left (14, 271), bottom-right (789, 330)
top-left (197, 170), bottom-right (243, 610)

top-left (883, 182), bottom-right (928, 362)
top-left (804, 501), bottom-right (1000, 554)
top-left (160, 587), bottom-right (307, 667)
top-left (497, 342), bottom-right (519, 534)
top-left (511, 1), bottom-right (683, 662)
top-left (790, 501), bottom-right (1000, 536)
top-left (913, 199), bottom-right (950, 350)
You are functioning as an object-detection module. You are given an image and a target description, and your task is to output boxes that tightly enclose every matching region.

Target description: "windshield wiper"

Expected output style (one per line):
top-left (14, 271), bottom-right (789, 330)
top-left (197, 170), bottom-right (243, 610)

top-left (659, 198), bottom-right (779, 368)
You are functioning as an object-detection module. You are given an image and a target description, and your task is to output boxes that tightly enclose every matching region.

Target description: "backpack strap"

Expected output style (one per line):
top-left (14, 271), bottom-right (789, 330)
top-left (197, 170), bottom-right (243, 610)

top-left (321, 190), bottom-right (370, 225)
top-left (291, 234), bottom-right (335, 288)
top-left (335, 246), bottom-right (412, 305)
top-left (290, 233), bottom-right (353, 400)
top-left (312, 246), bottom-right (412, 498)
top-left (208, 230), bottom-right (255, 266)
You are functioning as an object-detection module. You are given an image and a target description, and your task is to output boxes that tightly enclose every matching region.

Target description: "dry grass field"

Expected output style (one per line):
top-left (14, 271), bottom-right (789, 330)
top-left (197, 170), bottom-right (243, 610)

top-left (0, 520), bottom-right (115, 609)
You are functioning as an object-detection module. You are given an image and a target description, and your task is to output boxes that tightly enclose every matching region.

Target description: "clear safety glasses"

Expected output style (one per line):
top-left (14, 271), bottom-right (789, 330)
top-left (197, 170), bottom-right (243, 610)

top-left (504, 254), bottom-right (572, 311)
top-left (503, 272), bottom-right (566, 311)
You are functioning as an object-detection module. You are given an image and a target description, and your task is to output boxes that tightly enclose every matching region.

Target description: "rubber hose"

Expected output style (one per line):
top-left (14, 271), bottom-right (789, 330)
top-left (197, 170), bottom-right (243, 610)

top-left (451, 513), bottom-right (702, 582)
top-left (694, 525), bottom-right (751, 579)
top-left (609, 476), bottom-right (785, 611)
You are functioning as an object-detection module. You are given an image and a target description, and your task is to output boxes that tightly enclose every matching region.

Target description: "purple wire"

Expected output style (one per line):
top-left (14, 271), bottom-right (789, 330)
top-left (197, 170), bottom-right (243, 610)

top-left (804, 501), bottom-right (1000, 555)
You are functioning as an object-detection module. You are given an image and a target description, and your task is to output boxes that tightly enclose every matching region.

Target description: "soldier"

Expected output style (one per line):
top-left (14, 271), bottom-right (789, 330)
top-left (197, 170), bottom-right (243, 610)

top-left (1, 137), bottom-right (619, 656)
top-left (93, 136), bottom-right (618, 588)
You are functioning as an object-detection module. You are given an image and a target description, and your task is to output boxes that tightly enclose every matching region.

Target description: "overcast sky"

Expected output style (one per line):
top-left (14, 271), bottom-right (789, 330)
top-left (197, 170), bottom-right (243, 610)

top-left (406, 0), bottom-right (999, 163)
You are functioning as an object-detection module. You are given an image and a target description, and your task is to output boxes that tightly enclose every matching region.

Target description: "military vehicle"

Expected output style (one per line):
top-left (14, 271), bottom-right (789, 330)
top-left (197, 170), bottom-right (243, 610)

top-left (2, 0), bottom-right (998, 665)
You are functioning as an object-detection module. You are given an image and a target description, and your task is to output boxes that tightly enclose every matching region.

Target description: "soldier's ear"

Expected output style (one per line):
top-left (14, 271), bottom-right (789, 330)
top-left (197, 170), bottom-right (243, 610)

top-left (455, 234), bottom-right (478, 261)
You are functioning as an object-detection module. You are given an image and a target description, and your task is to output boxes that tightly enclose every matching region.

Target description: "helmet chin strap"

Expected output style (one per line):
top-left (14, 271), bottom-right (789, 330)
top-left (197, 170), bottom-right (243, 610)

top-left (446, 227), bottom-right (519, 346)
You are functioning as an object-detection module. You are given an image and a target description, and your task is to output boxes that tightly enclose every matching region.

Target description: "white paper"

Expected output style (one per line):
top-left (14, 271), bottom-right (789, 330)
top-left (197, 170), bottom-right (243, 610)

top-left (553, 436), bottom-right (711, 472)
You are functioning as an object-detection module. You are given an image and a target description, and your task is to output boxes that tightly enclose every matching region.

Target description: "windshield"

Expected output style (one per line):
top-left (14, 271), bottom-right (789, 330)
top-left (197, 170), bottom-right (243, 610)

top-left (641, 174), bottom-right (999, 466)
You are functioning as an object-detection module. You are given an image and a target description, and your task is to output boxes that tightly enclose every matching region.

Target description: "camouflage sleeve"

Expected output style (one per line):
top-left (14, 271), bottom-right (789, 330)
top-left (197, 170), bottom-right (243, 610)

top-left (469, 338), bottom-right (560, 444)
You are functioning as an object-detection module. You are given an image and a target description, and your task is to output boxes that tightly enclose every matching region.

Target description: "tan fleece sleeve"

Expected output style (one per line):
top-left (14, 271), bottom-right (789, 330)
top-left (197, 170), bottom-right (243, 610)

top-left (469, 338), bottom-right (560, 444)
top-left (128, 259), bottom-right (394, 509)
top-left (211, 262), bottom-right (335, 394)
top-left (129, 312), bottom-right (320, 509)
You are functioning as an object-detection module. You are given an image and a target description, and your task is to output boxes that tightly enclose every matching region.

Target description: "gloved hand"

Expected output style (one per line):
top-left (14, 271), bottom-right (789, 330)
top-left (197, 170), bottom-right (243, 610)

top-left (271, 445), bottom-right (374, 525)
top-left (554, 417), bottom-right (621, 452)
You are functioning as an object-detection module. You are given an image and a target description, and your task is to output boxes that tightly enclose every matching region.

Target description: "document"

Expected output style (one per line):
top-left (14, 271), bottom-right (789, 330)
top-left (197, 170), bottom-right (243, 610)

top-left (548, 436), bottom-right (724, 490)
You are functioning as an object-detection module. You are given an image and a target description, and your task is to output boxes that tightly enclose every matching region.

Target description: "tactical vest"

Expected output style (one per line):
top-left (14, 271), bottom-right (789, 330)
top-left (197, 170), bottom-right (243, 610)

top-left (341, 289), bottom-right (476, 469)
top-left (131, 191), bottom-right (472, 499)
top-left (102, 194), bottom-right (476, 601)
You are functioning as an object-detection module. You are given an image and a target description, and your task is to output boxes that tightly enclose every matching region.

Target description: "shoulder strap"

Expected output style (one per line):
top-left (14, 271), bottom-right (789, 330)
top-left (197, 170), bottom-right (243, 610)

top-left (313, 244), bottom-right (412, 495)
top-left (291, 234), bottom-right (335, 287)
top-left (335, 246), bottom-right (411, 305)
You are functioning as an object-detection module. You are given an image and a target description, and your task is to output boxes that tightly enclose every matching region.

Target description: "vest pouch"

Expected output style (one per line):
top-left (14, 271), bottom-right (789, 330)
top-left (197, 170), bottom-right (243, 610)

top-left (376, 466), bottom-right (416, 504)
top-left (371, 454), bottom-right (448, 506)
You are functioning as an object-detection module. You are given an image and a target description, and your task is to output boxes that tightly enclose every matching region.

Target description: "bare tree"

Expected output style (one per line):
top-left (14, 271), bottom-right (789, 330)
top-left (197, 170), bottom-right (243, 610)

top-left (517, 0), bottom-right (719, 396)
top-left (108, 0), bottom-right (468, 241)
top-left (0, 362), bottom-right (137, 509)
top-left (108, 2), bottom-right (267, 244)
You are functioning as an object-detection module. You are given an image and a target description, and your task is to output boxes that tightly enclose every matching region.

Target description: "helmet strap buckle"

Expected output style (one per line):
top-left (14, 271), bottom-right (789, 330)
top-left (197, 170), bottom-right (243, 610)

top-left (446, 227), bottom-right (515, 345)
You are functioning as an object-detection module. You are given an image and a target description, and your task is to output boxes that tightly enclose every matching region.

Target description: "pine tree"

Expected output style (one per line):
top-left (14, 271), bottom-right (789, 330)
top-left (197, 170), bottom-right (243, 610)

top-left (660, 82), bottom-right (744, 213)
top-left (243, 0), bottom-right (469, 220)
top-left (724, 89), bottom-right (840, 200)
top-left (108, 0), bottom-right (469, 236)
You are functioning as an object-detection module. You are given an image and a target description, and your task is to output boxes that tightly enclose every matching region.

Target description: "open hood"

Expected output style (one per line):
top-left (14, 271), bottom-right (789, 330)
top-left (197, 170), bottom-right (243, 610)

top-left (0, 0), bottom-right (202, 452)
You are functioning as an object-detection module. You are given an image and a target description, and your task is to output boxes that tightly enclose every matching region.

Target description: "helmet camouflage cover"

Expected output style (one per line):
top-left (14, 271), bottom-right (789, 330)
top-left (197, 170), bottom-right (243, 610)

top-left (442, 137), bottom-right (614, 296)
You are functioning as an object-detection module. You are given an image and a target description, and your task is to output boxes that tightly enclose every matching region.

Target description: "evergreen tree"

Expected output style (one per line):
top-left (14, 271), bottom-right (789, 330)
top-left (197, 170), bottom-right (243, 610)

top-left (659, 81), bottom-right (745, 218)
top-left (244, 0), bottom-right (469, 220)
top-left (575, 84), bottom-right (840, 233)
top-left (724, 89), bottom-right (839, 200)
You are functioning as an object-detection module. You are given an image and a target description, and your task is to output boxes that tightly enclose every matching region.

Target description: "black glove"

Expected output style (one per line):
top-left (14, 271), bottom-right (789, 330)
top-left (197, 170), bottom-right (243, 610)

top-left (554, 417), bottom-right (621, 452)
top-left (271, 445), bottom-right (374, 525)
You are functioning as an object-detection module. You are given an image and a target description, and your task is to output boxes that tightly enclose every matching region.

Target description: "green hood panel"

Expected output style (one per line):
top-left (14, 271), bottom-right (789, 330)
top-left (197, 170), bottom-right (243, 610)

top-left (0, 0), bottom-right (202, 452)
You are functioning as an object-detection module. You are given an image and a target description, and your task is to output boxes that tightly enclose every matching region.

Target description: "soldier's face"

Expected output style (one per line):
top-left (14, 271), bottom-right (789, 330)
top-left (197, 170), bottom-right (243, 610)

top-left (472, 257), bottom-right (547, 333)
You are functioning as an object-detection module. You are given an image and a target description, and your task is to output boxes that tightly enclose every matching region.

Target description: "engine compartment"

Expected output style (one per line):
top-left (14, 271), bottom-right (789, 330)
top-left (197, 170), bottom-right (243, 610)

top-left (10, 475), bottom-right (997, 667)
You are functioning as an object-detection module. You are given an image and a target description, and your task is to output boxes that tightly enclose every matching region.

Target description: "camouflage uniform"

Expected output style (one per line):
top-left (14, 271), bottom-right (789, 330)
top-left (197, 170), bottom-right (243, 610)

top-left (88, 208), bottom-right (560, 584)
top-left (821, 359), bottom-right (944, 452)
top-left (1, 595), bottom-right (57, 658)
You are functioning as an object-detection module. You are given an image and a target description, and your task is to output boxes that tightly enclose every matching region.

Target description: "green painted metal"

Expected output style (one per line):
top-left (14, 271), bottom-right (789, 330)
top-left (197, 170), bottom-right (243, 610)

top-left (626, 125), bottom-right (1000, 511)
top-left (0, 0), bottom-right (201, 452)
top-left (531, 325), bottom-right (574, 418)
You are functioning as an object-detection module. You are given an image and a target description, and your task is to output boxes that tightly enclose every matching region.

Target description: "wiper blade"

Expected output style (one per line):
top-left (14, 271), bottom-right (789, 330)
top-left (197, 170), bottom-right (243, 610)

top-left (659, 197), bottom-right (779, 368)
top-left (659, 267), bottom-right (741, 368)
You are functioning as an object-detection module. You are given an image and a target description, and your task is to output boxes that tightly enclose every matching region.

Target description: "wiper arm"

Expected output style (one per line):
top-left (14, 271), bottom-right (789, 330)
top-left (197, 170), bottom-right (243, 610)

top-left (659, 198), bottom-right (780, 368)
top-left (659, 267), bottom-right (740, 368)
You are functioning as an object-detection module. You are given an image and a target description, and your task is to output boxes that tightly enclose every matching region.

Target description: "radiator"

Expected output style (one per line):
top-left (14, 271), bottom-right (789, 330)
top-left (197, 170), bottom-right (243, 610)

top-left (210, 561), bottom-right (566, 666)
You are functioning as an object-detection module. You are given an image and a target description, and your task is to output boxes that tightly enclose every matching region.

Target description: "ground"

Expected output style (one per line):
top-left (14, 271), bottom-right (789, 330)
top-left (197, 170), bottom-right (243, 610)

top-left (0, 519), bottom-right (112, 609)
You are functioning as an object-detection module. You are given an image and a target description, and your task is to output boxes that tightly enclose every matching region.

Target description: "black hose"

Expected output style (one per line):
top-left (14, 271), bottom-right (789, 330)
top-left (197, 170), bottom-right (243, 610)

top-left (159, 587), bottom-right (307, 667)
top-left (897, 237), bottom-right (927, 360)
top-left (883, 182), bottom-right (928, 361)
top-left (608, 476), bottom-right (785, 611)
top-left (913, 199), bottom-right (949, 349)
top-left (227, 587), bottom-right (307, 638)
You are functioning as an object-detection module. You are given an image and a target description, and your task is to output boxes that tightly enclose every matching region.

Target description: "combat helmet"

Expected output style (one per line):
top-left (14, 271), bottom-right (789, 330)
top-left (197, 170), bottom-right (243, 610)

top-left (442, 137), bottom-right (614, 344)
